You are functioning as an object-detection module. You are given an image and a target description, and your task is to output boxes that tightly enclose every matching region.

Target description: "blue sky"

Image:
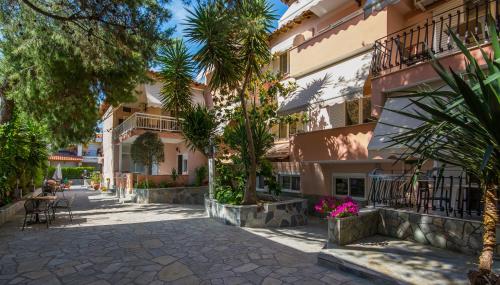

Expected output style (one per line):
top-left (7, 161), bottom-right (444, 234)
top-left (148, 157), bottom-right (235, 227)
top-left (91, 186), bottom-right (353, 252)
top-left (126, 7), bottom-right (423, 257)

top-left (167, 0), bottom-right (288, 52)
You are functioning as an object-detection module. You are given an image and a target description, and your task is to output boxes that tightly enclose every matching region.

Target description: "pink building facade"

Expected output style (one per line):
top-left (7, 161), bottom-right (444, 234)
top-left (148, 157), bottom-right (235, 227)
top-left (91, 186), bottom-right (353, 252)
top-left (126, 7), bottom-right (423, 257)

top-left (101, 75), bottom-right (209, 188)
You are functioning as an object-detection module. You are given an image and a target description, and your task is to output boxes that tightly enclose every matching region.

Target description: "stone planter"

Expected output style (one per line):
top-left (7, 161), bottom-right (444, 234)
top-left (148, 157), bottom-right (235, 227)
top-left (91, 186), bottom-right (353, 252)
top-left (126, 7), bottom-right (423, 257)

top-left (328, 209), bottom-right (379, 245)
top-left (134, 186), bottom-right (208, 205)
top-left (205, 197), bottom-right (308, 228)
top-left (327, 207), bottom-right (500, 257)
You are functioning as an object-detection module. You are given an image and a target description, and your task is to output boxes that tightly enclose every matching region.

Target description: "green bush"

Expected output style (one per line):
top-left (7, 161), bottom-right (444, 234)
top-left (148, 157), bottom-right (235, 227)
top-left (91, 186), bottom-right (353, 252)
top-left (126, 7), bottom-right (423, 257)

top-left (135, 180), bottom-right (157, 189)
top-left (47, 166), bottom-right (95, 179)
top-left (213, 162), bottom-right (245, 205)
top-left (0, 113), bottom-right (48, 206)
top-left (194, 166), bottom-right (207, 186)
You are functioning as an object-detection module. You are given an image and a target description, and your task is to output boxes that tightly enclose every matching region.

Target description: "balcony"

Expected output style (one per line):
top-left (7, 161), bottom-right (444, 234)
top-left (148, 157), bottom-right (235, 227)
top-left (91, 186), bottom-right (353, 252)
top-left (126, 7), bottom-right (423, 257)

top-left (371, 0), bottom-right (499, 77)
top-left (113, 113), bottom-right (181, 141)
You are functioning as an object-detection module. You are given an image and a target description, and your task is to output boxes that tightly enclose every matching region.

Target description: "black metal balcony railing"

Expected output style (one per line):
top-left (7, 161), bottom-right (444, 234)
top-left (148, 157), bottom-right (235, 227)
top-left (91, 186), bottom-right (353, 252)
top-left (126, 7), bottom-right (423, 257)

top-left (368, 171), bottom-right (485, 219)
top-left (371, 0), bottom-right (500, 76)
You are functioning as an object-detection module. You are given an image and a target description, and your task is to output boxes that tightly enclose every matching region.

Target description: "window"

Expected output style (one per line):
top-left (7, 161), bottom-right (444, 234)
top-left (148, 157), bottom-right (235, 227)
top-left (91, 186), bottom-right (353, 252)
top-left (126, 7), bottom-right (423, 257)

top-left (346, 99), bottom-right (360, 125)
top-left (279, 174), bottom-right (300, 192)
top-left (333, 175), bottom-right (366, 199)
top-left (279, 52), bottom-right (289, 75)
top-left (257, 175), bottom-right (267, 191)
top-left (177, 154), bottom-right (188, 174)
top-left (122, 106), bottom-right (132, 113)
top-left (344, 97), bottom-right (374, 126)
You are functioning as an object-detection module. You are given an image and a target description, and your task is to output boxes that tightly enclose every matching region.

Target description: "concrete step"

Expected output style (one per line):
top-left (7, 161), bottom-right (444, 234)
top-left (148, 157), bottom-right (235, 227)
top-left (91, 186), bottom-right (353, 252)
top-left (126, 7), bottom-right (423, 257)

top-left (317, 235), bottom-right (498, 285)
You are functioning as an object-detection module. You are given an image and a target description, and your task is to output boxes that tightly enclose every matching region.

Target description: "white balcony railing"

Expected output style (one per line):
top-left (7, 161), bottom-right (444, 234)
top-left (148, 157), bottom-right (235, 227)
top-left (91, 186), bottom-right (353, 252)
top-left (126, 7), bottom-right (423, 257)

top-left (113, 113), bottom-right (181, 140)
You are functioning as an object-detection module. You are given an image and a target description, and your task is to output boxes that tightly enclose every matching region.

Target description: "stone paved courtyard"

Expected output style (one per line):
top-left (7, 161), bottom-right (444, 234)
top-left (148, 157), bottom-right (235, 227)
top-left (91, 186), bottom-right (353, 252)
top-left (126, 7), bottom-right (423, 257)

top-left (0, 189), bottom-right (371, 285)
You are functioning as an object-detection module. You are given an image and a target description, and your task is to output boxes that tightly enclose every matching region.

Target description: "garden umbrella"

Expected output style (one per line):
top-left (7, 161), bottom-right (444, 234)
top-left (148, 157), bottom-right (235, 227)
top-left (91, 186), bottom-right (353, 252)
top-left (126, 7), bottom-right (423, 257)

top-left (52, 163), bottom-right (63, 181)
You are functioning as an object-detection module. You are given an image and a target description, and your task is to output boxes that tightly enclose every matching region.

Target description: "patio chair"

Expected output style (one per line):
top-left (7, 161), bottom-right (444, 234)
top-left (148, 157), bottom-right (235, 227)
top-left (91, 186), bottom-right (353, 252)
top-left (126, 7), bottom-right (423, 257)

top-left (52, 195), bottom-right (75, 222)
top-left (22, 199), bottom-right (51, 231)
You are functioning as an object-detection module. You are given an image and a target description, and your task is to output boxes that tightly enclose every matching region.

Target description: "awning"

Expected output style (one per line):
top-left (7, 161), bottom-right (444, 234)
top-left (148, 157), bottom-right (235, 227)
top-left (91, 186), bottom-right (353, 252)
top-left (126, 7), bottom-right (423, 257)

top-left (364, 0), bottom-right (400, 17)
top-left (266, 142), bottom-right (290, 160)
top-left (278, 0), bottom-right (351, 28)
top-left (367, 96), bottom-right (425, 158)
top-left (49, 155), bottom-right (83, 162)
top-left (278, 52), bottom-right (372, 115)
top-left (144, 83), bottom-right (163, 108)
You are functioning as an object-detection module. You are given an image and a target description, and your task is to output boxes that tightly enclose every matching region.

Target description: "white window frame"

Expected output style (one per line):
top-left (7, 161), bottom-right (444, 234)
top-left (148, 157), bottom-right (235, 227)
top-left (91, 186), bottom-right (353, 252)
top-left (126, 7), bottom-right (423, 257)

top-left (332, 173), bottom-right (367, 200)
top-left (278, 172), bottom-right (301, 193)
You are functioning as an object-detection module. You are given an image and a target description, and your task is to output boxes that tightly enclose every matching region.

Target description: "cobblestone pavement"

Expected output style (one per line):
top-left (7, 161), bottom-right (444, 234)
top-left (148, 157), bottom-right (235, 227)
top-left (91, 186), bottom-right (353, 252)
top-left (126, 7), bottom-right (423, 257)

top-left (0, 189), bottom-right (371, 285)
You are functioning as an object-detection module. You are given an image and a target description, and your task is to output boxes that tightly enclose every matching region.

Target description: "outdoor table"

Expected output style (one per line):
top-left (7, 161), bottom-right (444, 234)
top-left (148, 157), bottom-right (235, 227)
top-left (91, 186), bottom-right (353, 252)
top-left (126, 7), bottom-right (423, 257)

top-left (29, 196), bottom-right (58, 223)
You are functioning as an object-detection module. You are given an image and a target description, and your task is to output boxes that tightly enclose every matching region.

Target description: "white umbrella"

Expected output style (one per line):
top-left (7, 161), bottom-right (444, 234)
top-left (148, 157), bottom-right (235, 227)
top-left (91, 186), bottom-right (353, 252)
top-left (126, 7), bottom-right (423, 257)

top-left (52, 163), bottom-right (63, 181)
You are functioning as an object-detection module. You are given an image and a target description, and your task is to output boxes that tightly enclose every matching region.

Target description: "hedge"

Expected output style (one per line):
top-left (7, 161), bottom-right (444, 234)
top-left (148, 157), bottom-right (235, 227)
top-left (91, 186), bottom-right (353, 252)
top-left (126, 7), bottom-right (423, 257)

top-left (47, 166), bottom-right (95, 179)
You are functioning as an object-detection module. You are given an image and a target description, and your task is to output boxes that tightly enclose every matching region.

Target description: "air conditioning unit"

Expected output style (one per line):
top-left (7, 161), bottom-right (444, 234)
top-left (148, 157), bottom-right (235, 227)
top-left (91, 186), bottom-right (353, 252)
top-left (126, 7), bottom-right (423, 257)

top-left (414, 0), bottom-right (440, 10)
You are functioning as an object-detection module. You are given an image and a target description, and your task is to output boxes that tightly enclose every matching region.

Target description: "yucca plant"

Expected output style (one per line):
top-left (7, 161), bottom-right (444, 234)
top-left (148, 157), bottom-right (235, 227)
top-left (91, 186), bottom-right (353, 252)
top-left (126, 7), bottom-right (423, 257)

top-left (181, 105), bottom-right (218, 155)
top-left (158, 39), bottom-right (195, 120)
top-left (186, 0), bottom-right (275, 204)
top-left (386, 19), bottom-right (500, 283)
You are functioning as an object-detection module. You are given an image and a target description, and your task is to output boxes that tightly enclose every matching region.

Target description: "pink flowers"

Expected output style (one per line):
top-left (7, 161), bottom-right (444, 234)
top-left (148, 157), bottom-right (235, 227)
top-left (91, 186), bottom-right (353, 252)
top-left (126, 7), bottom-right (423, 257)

top-left (314, 196), bottom-right (359, 218)
top-left (314, 196), bottom-right (338, 216)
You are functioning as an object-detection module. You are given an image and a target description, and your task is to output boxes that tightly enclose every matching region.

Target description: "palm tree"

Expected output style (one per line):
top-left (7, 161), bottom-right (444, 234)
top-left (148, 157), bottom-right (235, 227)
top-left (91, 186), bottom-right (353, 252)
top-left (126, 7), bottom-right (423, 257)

top-left (186, 0), bottom-right (275, 204)
top-left (158, 39), bottom-right (195, 121)
top-left (387, 21), bottom-right (500, 283)
top-left (181, 104), bottom-right (218, 155)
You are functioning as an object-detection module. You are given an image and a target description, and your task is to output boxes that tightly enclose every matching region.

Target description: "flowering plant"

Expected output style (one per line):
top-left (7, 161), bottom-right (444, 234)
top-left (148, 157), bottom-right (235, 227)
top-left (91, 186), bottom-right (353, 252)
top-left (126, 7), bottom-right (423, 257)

top-left (314, 196), bottom-right (338, 216)
top-left (330, 197), bottom-right (359, 218)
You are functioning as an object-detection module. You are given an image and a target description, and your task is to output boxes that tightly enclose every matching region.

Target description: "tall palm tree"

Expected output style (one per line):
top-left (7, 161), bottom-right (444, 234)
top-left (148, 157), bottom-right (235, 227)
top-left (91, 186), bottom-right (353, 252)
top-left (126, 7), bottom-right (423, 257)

top-left (387, 20), bottom-right (500, 283)
top-left (185, 0), bottom-right (275, 204)
top-left (158, 39), bottom-right (195, 121)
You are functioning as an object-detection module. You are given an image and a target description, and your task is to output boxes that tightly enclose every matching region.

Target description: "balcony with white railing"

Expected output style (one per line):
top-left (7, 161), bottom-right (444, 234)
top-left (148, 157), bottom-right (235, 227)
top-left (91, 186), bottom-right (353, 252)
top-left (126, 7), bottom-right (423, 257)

top-left (113, 113), bottom-right (181, 141)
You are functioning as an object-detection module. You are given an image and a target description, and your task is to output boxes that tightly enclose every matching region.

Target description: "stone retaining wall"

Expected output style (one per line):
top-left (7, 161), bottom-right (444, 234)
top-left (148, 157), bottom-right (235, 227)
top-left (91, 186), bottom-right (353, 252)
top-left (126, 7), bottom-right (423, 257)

top-left (134, 186), bottom-right (208, 205)
top-left (0, 189), bottom-right (41, 227)
top-left (328, 207), bottom-right (500, 257)
top-left (205, 197), bottom-right (308, 228)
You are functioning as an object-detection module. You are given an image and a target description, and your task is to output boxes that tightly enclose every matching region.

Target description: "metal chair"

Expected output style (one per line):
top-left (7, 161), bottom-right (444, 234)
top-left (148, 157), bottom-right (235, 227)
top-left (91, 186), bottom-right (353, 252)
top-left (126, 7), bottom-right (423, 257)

top-left (22, 199), bottom-right (51, 231)
top-left (52, 195), bottom-right (75, 222)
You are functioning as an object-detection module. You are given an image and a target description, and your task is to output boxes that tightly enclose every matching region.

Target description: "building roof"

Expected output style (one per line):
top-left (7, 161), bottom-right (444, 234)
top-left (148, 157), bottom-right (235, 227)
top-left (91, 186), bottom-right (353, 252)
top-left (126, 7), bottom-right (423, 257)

top-left (49, 155), bottom-right (83, 162)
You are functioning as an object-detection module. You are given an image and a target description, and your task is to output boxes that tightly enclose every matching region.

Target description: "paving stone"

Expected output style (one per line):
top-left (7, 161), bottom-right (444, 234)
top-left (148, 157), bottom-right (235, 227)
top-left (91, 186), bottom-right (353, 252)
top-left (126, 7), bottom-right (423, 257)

top-left (233, 263), bottom-right (259, 273)
top-left (152, 255), bottom-right (176, 266)
top-left (158, 262), bottom-right (193, 282)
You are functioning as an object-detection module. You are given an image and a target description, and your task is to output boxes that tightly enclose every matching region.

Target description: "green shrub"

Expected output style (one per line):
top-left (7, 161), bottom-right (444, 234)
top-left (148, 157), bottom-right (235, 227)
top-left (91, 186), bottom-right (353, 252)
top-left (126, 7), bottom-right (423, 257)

top-left (171, 168), bottom-right (178, 183)
top-left (0, 113), bottom-right (48, 206)
top-left (47, 166), bottom-right (95, 179)
top-left (135, 180), bottom-right (157, 189)
top-left (194, 166), bottom-right (207, 186)
top-left (213, 162), bottom-right (245, 205)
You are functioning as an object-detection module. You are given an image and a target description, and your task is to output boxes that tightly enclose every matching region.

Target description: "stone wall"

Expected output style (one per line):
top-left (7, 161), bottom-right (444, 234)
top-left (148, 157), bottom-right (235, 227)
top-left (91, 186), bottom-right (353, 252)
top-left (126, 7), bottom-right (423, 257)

top-left (328, 207), bottom-right (500, 257)
top-left (328, 209), bottom-right (379, 245)
top-left (205, 197), bottom-right (308, 228)
top-left (0, 189), bottom-right (41, 227)
top-left (377, 208), bottom-right (496, 257)
top-left (134, 186), bottom-right (208, 205)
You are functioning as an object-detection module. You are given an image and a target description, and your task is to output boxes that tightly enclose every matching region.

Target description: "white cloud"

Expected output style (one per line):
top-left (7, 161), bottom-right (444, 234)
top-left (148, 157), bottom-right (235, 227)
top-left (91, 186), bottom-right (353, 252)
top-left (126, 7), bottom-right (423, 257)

top-left (168, 0), bottom-right (191, 38)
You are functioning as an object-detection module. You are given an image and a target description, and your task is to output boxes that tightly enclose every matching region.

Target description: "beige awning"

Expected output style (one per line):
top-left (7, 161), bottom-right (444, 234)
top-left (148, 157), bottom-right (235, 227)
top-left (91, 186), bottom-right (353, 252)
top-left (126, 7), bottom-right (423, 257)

top-left (278, 52), bottom-right (371, 115)
top-left (144, 83), bottom-right (163, 108)
top-left (367, 96), bottom-right (425, 159)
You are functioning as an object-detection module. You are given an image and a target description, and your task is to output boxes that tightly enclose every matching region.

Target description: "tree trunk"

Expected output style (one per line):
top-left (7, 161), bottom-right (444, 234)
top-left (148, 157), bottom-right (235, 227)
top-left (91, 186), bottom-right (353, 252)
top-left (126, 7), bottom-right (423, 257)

top-left (0, 80), bottom-right (14, 124)
top-left (469, 181), bottom-right (499, 284)
top-left (239, 65), bottom-right (257, 205)
top-left (479, 182), bottom-right (498, 271)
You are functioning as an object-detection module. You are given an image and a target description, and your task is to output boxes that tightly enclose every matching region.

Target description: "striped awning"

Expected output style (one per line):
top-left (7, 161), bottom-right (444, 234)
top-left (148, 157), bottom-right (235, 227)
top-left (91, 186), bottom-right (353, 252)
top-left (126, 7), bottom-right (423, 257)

top-left (49, 155), bottom-right (83, 162)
